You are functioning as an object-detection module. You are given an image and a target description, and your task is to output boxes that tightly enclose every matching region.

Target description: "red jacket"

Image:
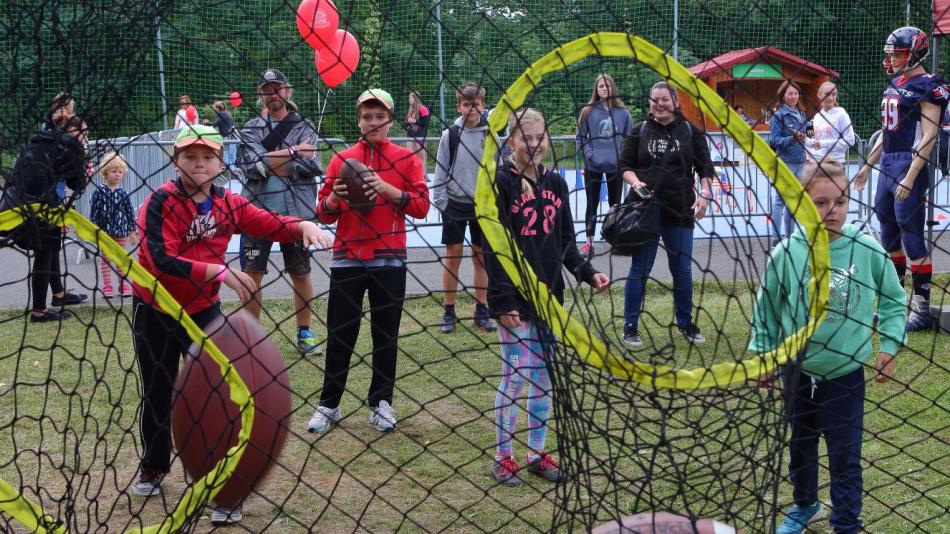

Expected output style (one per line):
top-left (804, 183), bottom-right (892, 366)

top-left (317, 139), bottom-right (429, 262)
top-left (135, 179), bottom-right (302, 314)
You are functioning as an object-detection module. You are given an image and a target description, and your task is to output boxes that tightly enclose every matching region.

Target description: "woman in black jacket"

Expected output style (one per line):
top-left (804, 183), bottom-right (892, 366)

top-left (1, 114), bottom-right (90, 321)
top-left (618, 82), bottom-right (715, 347)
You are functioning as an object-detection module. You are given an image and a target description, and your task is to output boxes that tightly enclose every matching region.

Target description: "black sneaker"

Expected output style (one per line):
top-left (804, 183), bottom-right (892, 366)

top-left (51, 291), bottom-right (87, 306)
top-left (525, 453), bottom-right (567, 483)
top-left (30, 309), bottom-right (73, 323)
top-left (474, 304), bottom-right (498, 333)
top-left (439, 310), bottom-right (457, 334)
top-left (678, 323), bottom-right (705, 344)
top-left (622, 324), bottom-right (642, 347)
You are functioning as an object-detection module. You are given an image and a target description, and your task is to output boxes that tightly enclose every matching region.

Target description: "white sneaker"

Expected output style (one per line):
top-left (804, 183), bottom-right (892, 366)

top-left (209, 502), bottom-right (244, 526)
top-left (307, 405), bottom-right (342, 433)
top-left (369, 400), bottom-right (397, 431)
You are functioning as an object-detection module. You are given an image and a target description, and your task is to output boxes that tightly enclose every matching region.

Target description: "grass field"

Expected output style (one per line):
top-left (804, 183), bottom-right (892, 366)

top-left (0, 274), bottom-right (947, 533)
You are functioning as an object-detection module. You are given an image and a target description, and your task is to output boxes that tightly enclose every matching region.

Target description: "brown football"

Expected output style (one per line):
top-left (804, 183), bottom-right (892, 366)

top-left (337, 158), bottom-right (375, 212)
top-left (591, 511), bottom-right (739, 534)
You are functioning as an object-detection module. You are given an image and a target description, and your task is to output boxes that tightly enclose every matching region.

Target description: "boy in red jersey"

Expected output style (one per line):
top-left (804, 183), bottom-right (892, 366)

top-left (130, 125), bottom-right (330, 526)
top-left (308, 89), bottom-right (430, 434)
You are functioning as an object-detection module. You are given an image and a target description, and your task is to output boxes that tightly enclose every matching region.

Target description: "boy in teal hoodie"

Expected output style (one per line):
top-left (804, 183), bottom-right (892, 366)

top-left (749, 162), bottom-right (906, 534)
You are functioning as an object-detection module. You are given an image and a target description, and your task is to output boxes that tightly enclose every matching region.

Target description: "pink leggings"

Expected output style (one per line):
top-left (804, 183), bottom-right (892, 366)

top-left (99, 235), bottom-right (130, 291)
top-left (494, 319), bottom-right (553, 459)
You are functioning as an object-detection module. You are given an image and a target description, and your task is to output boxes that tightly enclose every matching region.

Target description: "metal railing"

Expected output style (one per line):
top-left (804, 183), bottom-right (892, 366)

top-left (80, 129), bottom-right (949, 249)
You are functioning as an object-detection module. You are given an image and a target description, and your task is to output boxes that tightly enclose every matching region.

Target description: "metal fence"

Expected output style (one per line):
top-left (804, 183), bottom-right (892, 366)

top-left (80, 130), bottom-right (950, 251)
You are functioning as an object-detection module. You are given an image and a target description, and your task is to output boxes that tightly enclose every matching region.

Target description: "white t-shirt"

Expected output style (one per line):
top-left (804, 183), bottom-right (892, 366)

top-left (174, 108), bottom-right (197, 129)
top-left (807, 106), bottom-right (855, 163)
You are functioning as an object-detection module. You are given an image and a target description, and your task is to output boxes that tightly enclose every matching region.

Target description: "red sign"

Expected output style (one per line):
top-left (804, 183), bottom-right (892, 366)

top-left (935, 0), bottom-right (950, 36)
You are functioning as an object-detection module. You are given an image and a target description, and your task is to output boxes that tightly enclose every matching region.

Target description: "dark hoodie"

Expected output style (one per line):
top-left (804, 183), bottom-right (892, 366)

top-left (486, 162), bottom-right (597, 319)
top-left (617, 114), bottom-right (715, 228)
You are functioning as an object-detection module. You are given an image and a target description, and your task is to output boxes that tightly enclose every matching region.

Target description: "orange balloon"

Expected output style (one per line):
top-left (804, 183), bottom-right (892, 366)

top-left (296, 0), bottom-right (339, 50)
top-left (315, 30), bottom-right (360, 89)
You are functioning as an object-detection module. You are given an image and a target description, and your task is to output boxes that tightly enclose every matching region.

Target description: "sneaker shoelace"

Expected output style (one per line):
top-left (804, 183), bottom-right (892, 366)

top-left (536, 454), bottom-right (558, 471)
top-left (499, 457), bottom-right (519, 477)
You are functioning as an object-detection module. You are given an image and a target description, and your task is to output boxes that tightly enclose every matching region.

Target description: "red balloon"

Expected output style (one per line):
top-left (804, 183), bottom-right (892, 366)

top-left (315, 30), bottom-right (360, 89)
top-left (296, 0), bottom-right (339, 50)
top-left (185, 105), bottom-right (198, 124)
top-left (229, 91), bottom-right (242, 108)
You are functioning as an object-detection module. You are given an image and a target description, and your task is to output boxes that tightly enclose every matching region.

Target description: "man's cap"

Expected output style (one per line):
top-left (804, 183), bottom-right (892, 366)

top-left (258, 68), bottom-right (290, 89)
top-left (174, 125), bottom-right (223, 151)
top-left (356, 89), bottom-right (394, 112)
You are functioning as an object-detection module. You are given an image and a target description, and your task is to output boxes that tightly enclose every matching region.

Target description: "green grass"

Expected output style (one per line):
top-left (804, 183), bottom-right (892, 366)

top-left (0, 275), bottom-right (947, 533)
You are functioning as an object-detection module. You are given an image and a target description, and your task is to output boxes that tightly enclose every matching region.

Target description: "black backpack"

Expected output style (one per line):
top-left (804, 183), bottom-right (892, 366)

top-left (0, 128), bottom-right (87, 211)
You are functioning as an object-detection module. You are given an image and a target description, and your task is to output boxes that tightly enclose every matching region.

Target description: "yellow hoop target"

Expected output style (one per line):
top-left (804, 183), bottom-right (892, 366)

top-left (475, 32), bottom-right (830, 389)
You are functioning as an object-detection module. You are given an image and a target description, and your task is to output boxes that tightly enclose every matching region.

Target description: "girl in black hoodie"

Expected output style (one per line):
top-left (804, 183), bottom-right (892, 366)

top-left (486, 108), bottom-right (609, 486)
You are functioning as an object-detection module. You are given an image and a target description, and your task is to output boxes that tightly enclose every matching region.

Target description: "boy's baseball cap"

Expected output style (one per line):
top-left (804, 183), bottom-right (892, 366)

top-left (174, 125), bottom-right (223, 152)
top-left (356, 89), bottom-right (394, 112)
top-left (258, 68), bottom-right (290, 89)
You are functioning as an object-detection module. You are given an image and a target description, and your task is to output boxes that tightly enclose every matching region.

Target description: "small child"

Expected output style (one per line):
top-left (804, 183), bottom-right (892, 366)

top-left (89, 152), bottom-right (137, 297)
top-left (432, 82), bottom-right (497, 334)
top-left (486, 108), bottom-right (609, 486)
top-left (308, 89), bottom-right (430, 434)
top-left (749, 162), bottom-right (906, 534)
top-left (130, 125), bottom-right (330, 526)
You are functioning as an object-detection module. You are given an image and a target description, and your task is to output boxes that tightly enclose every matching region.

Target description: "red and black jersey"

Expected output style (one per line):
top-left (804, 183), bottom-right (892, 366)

top-left (881, 73), bottom-right (950, 154)
top-left (134, 178), bottom-right (302, 314)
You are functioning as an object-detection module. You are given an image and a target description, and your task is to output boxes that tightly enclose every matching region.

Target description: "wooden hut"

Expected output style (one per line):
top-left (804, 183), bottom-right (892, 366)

top-left (680, 47), bottom-right (840, 131)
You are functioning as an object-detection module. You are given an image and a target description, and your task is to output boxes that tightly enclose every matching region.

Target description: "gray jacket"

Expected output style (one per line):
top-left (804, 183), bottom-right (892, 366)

top-left (431, 116), bottom-right (489, 210)
top-left (238, 113), bottom-right (322, 220)
top-left (575, 105), bottom-right (633, 173)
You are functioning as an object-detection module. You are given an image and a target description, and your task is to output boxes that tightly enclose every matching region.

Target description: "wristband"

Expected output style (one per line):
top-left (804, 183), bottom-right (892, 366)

top-left (699, 190), bottom-right (713, 200)
top-left (216, 266), bottom-right (228, 283)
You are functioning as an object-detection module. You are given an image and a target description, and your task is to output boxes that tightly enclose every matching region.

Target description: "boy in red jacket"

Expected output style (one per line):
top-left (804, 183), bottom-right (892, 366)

top-left (309, 89), bottom-right (430, 433)
top-left (131, 125), bottom-right (330, 526)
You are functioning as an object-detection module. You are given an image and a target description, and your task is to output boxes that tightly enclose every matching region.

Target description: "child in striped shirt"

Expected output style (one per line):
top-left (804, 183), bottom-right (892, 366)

top-left (90, 152), bottom-right (137, 297)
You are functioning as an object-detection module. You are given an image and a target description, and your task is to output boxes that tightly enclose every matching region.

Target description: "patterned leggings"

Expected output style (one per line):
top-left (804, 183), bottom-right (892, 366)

top-left (494, 319), bottom-right (553, 459)
top-left (98, 235), bottom-right (130, 292)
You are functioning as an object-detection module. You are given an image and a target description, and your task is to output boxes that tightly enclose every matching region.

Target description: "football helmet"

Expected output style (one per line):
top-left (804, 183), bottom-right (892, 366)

top-left (884, 26), bottom-right (929, 76)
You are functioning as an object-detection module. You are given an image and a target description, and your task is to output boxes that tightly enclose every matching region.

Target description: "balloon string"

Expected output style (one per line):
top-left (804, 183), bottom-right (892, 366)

top-left (316, 88), bottom-right (332, 134)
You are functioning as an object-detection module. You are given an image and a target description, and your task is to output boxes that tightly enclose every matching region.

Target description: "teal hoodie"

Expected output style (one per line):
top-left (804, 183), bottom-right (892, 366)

top-left (748, 225), bottom-right (907, 380)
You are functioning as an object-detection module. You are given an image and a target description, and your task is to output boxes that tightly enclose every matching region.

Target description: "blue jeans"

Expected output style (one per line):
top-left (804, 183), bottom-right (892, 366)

top-left (771, 161), bottom-right (803, 245)
top-left (783, 366), bottom-right (865, 534)
top-left (623, 225), bottom-right (694, 329)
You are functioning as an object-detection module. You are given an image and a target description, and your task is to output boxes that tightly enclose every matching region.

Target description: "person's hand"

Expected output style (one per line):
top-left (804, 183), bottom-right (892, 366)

top-left (223, 267), bottom-right (257, 304)
top-left (299, 221), bottom-right (332, 250)
top-left (294, 142), bottom-right (318, 159)
top-left (812, 140), bottom-right (821, 149)
top-left (590, 273), bottom-right (610, 293)
top-left (330, 178), bottom-right (348, 202)
top-left (362, 171), bottom-right (397, 201)
top-left (895, 177), bottom-right (915, 201)
top-left (499, 309), bottom-right (522, 329)
top-left (794, 131), bottom-right (806, 143)
top-left (853, 166), bottom-right (871, 192)
top-left (875, 353), bottom-right (896, 383)
top-left (693, 195), bottom-right (709, 220)
top-left (626, 174), bottom-right (646, 191)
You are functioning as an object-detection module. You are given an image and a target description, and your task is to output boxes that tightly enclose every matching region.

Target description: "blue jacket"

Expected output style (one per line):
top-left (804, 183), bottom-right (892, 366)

top-left (769, 104), bottom-right (808, 164)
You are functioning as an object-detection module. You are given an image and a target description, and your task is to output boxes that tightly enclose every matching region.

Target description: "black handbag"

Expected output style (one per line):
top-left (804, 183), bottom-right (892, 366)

top-left (600, 187), bottom-right (660, 255)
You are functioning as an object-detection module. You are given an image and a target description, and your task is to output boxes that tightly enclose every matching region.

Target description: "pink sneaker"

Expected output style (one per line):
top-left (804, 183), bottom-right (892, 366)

top-left (102, 285), bottom-right (114, 298)
top-left (121, 283), bottom-right (133, 297)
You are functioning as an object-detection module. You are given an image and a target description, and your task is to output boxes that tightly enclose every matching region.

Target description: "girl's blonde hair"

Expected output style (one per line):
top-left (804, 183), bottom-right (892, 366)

top-left (406, 91), bottom-right (422, 123)
top-left (798, 160), bottom-right (848, 190)
top-left (99, 152), bottom-right (128, 179)
top-left (507, 108), bottom-right (547, 195)
top-left (817, 82), bottom-right (837, 107)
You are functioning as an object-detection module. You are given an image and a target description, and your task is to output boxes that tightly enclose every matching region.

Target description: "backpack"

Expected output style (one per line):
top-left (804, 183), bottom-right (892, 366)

top-left (0, 128), bottom-right (87, 211)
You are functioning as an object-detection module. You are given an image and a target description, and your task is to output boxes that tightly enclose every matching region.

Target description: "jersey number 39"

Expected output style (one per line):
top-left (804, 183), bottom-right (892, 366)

top-left (881, 96), bottom-right (901, 131)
